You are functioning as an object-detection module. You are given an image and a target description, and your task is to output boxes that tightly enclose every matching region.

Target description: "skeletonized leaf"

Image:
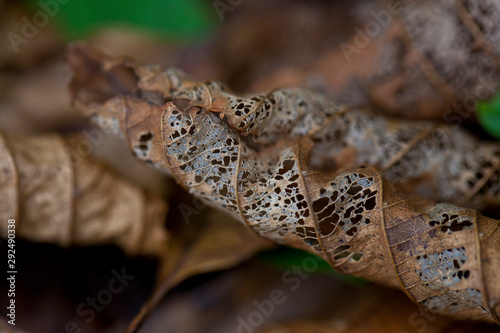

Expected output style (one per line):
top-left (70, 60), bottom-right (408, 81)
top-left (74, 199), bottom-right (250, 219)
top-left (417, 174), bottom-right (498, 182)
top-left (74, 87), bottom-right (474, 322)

top-left (68, 43), bottom-right (500, 211)
top-left (69, 45), bottom-right (500, 324)
top-left (0, 129), bottom-right (272, 331)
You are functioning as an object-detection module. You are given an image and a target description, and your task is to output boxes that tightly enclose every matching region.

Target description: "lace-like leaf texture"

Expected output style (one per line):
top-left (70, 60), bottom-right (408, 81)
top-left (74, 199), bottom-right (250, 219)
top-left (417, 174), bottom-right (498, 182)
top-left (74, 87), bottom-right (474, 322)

top-left (69, 44), bottom-right (500, 324)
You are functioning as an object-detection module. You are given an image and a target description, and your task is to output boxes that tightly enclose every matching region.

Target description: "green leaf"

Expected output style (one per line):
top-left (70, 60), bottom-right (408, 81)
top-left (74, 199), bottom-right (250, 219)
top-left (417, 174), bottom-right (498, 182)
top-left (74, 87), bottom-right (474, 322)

top-left (23, 0), bottom-right (217, 41)
top-left (477, 91), bottom-right (500, 140)
top-left (257, 247), bottom-right (368, 286)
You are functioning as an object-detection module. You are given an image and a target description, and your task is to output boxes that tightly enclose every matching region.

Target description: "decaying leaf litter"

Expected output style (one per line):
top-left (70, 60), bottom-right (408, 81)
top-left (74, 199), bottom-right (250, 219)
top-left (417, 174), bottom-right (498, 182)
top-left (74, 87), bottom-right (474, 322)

top-left (69, 43), bottom-right (500, 325)
top-left (0, 130), bottom-right (270, 330)
top-left (0, 7), bottom-right (272, 325)
top-left (2, 0), bottom-right (500, 331)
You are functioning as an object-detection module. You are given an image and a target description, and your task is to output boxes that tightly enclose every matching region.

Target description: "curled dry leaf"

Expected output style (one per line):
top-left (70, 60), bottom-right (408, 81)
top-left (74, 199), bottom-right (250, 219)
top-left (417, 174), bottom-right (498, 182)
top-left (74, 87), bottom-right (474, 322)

top-left (252, 0), bottom-right (500, 121)
top-left (69, 44), bottom-right (500, 324)
top-left (0, 120), bottom-right (270, 332)
top-left (68, 43), bottom-right (500, 212)
top-left (0, 131), bottom-right (168, 257)
top-left (0, 129), bottom-right (271, 332)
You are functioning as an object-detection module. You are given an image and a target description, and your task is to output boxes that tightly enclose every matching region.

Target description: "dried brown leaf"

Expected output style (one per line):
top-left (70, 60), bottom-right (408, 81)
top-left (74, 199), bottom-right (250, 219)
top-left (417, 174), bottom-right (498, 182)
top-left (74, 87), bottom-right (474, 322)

top-left (0, 129), bottom-right (271, 331)
top-left (69, 44), bottom-right (500, 324)
top-left (0, 131), bottom-right (169, 257)
top-left (127, 206), bottom-right (273, 332)
top-left (68, 43), bottom-right (500, 212)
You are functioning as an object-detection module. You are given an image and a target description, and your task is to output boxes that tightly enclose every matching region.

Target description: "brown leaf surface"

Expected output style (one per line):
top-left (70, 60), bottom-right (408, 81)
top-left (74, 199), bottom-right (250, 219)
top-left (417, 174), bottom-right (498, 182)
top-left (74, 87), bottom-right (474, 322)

top-left (0, 129), bottom-right (271, 331)
top-left (69, 45), bottom-right (500, 324)
top-left (68, 43), bottom-right (500, 212)
top-left (127, 204), bottom-right (273, 332)
top-left (156, 208), bottom-right (273, 291)
top-left (249, 0), bottom-right (500, 120)
top-left (0, 131), bottom-right (169, 257)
